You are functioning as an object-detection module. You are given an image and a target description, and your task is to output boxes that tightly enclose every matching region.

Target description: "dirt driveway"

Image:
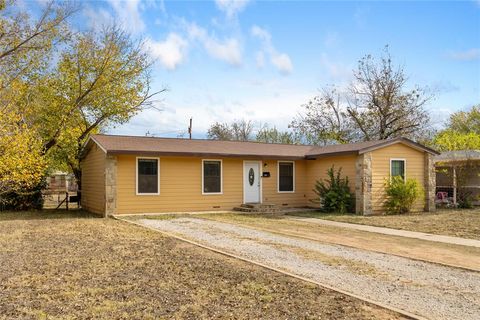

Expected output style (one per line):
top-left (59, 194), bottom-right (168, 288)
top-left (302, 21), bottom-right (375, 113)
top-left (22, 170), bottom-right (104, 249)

top-left (137, 217), bottom-right (480, 320)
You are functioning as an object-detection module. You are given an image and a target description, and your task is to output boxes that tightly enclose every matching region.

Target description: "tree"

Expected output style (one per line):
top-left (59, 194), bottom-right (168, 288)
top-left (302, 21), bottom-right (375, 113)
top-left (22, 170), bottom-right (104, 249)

top-left (447, 105), bottom-right (480, 134)
top-left (37, 25), bottom-right (163, 183)
top-left (0, 1), bottom-right (74, 203)
top-left (207, 119), bottom-right (254, 141)
top-left (256, 125), bottom-right (299, 144)
top-left (290, 46), bottom-right (432, 145)
top-left (433, 105), bottom-right (480, 151)
top-left (0, 2), bottom-right (163, 208)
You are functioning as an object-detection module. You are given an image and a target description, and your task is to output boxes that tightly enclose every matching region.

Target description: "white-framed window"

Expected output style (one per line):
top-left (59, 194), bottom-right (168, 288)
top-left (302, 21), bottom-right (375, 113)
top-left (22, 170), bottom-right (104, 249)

top-left (277, 161), bottom-right (295, 193)
top-left (202, 159), bottom-right (223, 195)
top-left (390, 159), bottom-right (406, 180)
top-left (136, 157), bottom-right (160, 195)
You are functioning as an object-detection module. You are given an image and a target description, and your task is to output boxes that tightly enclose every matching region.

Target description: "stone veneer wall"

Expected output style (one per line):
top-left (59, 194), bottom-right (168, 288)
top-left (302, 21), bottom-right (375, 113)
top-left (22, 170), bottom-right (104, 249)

top-left (424, 153), bottom-right (436, 212)
top-left (105, 155), bottom-right (117, 216)
top-left (355, 152), bottom-right (372, 215)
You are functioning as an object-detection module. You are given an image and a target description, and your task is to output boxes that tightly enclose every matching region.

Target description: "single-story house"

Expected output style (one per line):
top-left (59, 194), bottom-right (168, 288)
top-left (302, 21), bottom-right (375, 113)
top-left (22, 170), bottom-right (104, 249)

top-left (80, 134), bottom-right (438, 216)
top-left (435, 150), bottom-right (480, 206)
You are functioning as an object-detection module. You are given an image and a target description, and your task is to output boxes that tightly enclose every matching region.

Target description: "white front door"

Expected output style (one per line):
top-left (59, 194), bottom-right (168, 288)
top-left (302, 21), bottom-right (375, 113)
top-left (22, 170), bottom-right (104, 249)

top-left (244, 161), bottom-right (261, 203)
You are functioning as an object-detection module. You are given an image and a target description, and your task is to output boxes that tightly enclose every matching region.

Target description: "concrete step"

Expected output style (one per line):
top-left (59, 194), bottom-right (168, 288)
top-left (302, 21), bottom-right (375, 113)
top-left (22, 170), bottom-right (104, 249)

top-left (234, 203), bottom-right (280, 213)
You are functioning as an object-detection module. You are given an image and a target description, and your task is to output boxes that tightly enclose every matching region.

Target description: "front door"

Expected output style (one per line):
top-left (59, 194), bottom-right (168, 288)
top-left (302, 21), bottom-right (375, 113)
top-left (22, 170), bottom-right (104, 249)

top-left (244, 161), bottom-right (261, 203)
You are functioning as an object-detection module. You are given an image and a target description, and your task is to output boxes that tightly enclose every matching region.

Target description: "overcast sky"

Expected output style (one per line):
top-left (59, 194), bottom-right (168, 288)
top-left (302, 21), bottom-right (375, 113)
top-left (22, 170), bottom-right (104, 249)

top-left (29, 0), bottom-right (480, 138)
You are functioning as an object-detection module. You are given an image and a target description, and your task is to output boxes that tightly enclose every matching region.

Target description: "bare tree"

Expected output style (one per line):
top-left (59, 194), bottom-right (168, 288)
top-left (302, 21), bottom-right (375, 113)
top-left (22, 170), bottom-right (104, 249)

top-left (207, 119), bottom-right (254, 141)
top-left (291, 46), bottom-right (432, 144)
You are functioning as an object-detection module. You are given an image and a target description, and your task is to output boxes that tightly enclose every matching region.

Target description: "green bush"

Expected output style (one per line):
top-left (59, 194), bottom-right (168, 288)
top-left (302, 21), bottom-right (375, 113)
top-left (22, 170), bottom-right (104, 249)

top-left (0, 179), bottom-right (46, 211)
top-left (313, 166), bottom-right (354, 214)
top-left (384, 176), bottom-right (423, 214)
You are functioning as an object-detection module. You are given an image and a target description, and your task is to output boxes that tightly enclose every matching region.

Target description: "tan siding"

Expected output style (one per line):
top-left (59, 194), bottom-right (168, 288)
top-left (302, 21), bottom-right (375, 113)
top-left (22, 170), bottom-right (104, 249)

top-left (305, 155), bottom-right (357, 205)
top-left (116, 156), bottom-right (309, 214)
top-left (262, 160), bottom-right (308, 207)
top-left (371, 144), bottom-right (425, 213)
top-left (80, 144), bottom-right (106, 214)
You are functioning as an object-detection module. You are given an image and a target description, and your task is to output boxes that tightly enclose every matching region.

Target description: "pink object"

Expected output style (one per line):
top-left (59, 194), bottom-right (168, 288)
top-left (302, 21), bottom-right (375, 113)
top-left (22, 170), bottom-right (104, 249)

top-left (436, 192), bottom-right (448, 200)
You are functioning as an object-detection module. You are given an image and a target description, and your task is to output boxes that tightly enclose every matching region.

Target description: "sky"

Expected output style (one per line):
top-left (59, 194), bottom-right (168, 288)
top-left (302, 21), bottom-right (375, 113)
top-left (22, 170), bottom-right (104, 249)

top-left (29, 0), bottom-right (480, 138)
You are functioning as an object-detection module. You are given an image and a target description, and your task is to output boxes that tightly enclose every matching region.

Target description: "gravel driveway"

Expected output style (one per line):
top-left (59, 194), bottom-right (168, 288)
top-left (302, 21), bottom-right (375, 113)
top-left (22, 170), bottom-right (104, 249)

top-left (138, 217), bottom-right (480, 320)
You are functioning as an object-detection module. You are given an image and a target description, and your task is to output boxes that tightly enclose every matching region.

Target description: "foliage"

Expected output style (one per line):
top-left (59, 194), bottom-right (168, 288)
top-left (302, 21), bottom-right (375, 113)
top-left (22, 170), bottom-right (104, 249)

top-left (432, 106), bottom-right (480, 151)
top-left (433, 130), bottom-right (480, 151)
top-left (37, 25), bottom-right (163, 181)
top-left (457, 190), bottom-right (474, 209)
top-left (0, 2), bottom-right (163, 207)
top-left (290, 46), bottom-right (432, 145)
top-left (447, 105), bottom-right (480, 134)
top-left (384, 176), bottom-right (423, 214)
top-left (313, 166), bottom-right (354, 213)
top-left (207, 119), bottom-right (254, 141)
top-left (255, 125), bottom-right (300, 144)
top-left (0, 110), bottom-right (47, 201)
top-left (207, 120), bottom-right (300, 144)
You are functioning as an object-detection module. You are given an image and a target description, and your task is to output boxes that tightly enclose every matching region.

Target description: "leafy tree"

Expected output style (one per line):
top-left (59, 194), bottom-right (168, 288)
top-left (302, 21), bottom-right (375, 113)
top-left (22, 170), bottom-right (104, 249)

top-left (0, 110), bottom-right (47, 203)
top-left (256, 125), bottom-right (299, 144)
top-left (0, 2), bottom-right (163, 207)
top-left (0, 1), bottom-right (74, 205)
top-left (37, 25), bottom-right (163, 183)
top-left (207, 119), bottom-right (254, 141)
top-left (433, 105), bottom-right (480, 151)
top-left (433, 130), bottom-right (480, 151)
top-left (447, 105), bottom-right (480, 134)
top-left (312, 166), bottom-right (354, 213)
top-left (291, 46), bottom-right (432, 145)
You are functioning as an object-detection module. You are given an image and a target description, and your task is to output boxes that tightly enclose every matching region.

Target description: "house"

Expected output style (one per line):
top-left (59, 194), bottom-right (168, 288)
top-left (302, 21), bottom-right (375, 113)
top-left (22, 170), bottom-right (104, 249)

top-left (435, 150), bottom-right (480, 206)
top-left (80, 134), bottom-right (438, 216)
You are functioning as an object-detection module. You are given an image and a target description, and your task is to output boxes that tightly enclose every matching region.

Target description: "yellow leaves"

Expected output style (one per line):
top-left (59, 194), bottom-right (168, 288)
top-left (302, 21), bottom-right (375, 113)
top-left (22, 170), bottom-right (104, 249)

top-left (0, 110), bottom-right (47, 194)
top-left (433, 130), bottom-right (480, 152)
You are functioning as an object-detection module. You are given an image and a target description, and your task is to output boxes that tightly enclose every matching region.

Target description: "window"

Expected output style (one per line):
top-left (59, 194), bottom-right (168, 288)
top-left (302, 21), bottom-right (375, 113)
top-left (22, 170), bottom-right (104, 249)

top-left (390, 159), bottom-right (406, 180)
top-left (137, 158), bottom-right (159, 195)
top-left (278, 161), bottom-right (294, 192)
top-left (203, 160), bottom-right (222, 194)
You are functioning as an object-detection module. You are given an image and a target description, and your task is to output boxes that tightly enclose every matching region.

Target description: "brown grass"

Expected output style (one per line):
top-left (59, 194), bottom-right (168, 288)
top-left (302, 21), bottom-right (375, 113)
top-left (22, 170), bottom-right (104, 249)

top-left (0, 210), bottom-right (399, 319)
top-left (199, 213), bottom-right (480, 271)
top-left (290, 209), bottom-right (480, 240)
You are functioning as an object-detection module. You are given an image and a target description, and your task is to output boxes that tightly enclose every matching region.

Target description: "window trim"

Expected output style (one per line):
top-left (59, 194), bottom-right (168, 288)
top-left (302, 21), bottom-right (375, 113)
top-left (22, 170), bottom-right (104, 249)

top-left (202, 159), bottom-right (223, 195)
top-left (277, 160), bottom-right (295, 193)
top-left (390, 158), bottom-right (406, 181)
top-left (136, 157), bottom-right (160, 196)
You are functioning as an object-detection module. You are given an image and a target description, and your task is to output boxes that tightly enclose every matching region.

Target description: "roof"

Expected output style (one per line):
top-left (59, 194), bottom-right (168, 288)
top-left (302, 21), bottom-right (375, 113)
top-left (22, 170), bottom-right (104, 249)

top-left (83, 134), bottom-right (438, 160)
top-left (434, 150), bottom-right (480, 163)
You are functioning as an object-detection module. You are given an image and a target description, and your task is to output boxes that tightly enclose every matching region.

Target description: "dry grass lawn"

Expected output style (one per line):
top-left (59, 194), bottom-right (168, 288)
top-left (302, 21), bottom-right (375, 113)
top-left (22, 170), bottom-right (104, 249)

top-left (290, 209), bottom-right (480, 240)
top-left (198, 213), bottom-right (480, 271)
top-left (0, 210), bottom-right (400, 320)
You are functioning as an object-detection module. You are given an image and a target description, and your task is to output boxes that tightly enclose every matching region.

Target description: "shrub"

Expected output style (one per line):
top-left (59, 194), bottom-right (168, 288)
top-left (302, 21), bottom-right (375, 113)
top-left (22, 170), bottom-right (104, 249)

top-left (0, 179), bottom-right (46, 211)
top-left (384, 176), bottom-right (423, 214)
top-left (458, 190), bottom-right (474, 209)
top-left (313, 166), bottom-right (354, 214)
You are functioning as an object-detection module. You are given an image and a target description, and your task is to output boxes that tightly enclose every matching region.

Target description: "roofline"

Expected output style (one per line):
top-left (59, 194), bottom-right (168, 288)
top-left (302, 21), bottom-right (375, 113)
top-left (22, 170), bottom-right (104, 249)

top-left (84, 134), bottom-right (439, 159)
top-left (92, 133), bottom-right (311, 148)
top-left (305, 151), bottom-right (358, 159)
top-left (358, 137), bottom-right (439, 155)
top-left (107, 150), bottom-right (306, 160)
top-left (79, 136), bottom-right (107, 160)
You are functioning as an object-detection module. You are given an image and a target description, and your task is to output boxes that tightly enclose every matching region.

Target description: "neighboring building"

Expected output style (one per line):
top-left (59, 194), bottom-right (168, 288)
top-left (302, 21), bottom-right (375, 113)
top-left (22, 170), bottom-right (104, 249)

top-left (434, 150), bottom-right (480, 206)
top-left (45, 171), bottom-right (78, 193)
top-left (80, 134), bottom-right (438, 216)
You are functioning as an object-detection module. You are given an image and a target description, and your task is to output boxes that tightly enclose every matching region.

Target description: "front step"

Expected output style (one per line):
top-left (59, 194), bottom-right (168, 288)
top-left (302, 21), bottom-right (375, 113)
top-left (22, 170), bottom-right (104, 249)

top-left (233, 203), bottom-right (279, 214)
